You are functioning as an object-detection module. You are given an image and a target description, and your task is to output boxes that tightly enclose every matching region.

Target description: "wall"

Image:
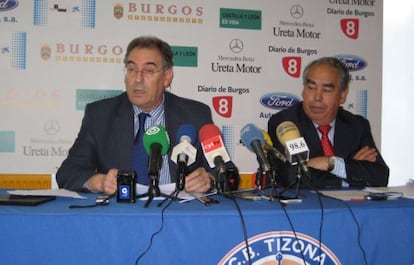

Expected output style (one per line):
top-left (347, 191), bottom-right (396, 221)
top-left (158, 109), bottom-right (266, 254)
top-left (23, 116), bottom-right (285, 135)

top-left (382, 0), bottom-right (414, 186)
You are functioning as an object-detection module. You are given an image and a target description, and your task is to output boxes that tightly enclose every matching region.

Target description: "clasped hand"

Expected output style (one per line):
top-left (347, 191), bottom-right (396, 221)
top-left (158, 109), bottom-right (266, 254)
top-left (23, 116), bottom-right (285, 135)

top-left (307, 146), bottom-right (377, 171)
top-left (86, 167), bottom-right (212, 195)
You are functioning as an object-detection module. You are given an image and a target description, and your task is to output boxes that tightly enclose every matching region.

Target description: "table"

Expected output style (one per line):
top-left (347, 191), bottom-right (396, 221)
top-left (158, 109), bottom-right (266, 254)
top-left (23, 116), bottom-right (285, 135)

top-left (0, 190), bottom-right (413, 265)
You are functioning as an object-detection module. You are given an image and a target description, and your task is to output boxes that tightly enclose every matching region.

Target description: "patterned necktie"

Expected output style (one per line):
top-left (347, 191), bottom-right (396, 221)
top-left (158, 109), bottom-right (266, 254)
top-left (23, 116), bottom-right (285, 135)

top-left (318, 125), bottom-right (335, 156)
top-left (132, 113), bottom-right (149, 185)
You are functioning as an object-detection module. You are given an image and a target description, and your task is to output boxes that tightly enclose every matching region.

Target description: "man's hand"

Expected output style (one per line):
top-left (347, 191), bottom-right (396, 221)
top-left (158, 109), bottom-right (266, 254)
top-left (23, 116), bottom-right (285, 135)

top-left (86, 168), bottom-right (118, 195)
top-left (308, 146), bottom-right (378, 172)
top-left (353, 146), bottom-right (377, 162)
top-left (184, 167), bottom-right (212, 193)
top-left (307, 156), bottom-right (330, 171)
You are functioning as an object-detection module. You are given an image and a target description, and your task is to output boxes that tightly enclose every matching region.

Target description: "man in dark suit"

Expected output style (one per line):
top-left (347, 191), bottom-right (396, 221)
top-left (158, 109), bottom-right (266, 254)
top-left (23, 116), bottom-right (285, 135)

top-left (57, 36), bottom-right (214, 194)
top-left (268, 57), bottom-right (389, 189)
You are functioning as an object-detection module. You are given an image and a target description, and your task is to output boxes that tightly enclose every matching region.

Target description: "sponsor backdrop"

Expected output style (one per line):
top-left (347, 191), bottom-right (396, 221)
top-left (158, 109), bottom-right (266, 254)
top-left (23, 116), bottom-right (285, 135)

top-left (0, 1), bottom-right (382, 181)
top-left (0, 1), bottom-right (386, 263)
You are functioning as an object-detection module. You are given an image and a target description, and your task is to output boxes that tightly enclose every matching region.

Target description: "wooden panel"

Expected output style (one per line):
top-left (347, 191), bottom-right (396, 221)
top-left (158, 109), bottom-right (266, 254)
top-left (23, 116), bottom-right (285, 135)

top-left (0, 174), bottom-right (51, 189)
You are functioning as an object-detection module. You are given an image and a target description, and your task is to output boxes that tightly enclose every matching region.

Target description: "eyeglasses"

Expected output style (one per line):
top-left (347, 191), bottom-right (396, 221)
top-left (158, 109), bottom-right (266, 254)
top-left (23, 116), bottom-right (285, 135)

top-left (123, 65), bottom-right (163, 78)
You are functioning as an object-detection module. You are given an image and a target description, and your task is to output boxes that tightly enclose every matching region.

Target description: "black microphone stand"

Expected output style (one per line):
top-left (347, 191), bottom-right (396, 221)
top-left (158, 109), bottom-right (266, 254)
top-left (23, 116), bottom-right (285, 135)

top-left (251, 167), bottom-right (267, 197)
top-left (265, 151), bottom-right (281, 200)
top-left (251, 166), bottom-right (276, 200)
top-left (245, 152), bottom-right (277, 200)
top-left (293, 166), bottom-right (304, 199)
top-left (157, 158), bottom-right (188, 207)
top-left (216, 169), bottom-right (229, 194)
top-left (278, 164), bottom-right (311, 201)
top-left (214, 156), bottom-right (229, 194)
top-left (136, 173), bottom-right (161, 208)
top-left (137, 172), bottom-right (178, 208)
top-left (255, 167), bottom-right (264, 190)
top-left (136, 144), bottom-right (174, 208)
top-left (176, 157), bottom-right (188, 191)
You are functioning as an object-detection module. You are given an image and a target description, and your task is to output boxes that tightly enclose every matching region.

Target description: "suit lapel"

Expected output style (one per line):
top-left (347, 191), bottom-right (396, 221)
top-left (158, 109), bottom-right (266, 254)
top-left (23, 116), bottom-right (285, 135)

top-left (164, 92), bottom-right (180, 148)
top-left (333, 110), bottom-right (353, 158)
top-left (113, 94), bottom-right (134, 170)
top-left (164, 92), bottom-right (180, 181)
top-left (298, 106), bottom-right (324, 157)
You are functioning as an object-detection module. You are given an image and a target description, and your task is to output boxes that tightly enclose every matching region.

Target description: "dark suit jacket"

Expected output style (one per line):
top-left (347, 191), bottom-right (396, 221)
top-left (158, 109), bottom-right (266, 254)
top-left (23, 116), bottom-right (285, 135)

top-left (267, 102), bottom-right (389, 189)
top-left (56, 91), bottom-right (213, 191)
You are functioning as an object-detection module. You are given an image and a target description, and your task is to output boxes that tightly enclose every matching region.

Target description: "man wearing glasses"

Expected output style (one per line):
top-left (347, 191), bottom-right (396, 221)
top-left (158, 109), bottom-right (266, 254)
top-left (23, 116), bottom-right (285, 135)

top-left (57, 36), bottom-right (214, 195)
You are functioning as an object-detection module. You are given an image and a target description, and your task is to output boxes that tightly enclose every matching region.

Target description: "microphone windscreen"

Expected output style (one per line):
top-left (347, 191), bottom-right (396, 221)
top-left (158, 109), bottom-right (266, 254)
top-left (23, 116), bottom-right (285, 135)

top-left (176, 124), bottom-right (196, 144)
top-left (199, 123), bottom-right (221, 142)
top-left (240, 123), bottom-right (265, 152)
top-left (143, 125), bottom-right (170, 155)
top-left (261, 130), bottom-right (273, 146)
top-left (276, 121), bottom-right (301, 145)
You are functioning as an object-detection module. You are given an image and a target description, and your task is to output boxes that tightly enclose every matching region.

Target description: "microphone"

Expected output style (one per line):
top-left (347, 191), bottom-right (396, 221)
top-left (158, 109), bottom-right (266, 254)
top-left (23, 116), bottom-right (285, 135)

top-left (261, 130), bottom-right (287, 164)
top-left (143, 125), bottom-right (170, 179)
top-left (276, 121), bottom-right (310, 176)
top-left (240, 123), bottom-right (271, 172)
top-left (199, 124), bottom-right (231, 192)
top-left (170, 124), bottom-right (197, 190)
top-left (261, 130), bottom-right (281, 188)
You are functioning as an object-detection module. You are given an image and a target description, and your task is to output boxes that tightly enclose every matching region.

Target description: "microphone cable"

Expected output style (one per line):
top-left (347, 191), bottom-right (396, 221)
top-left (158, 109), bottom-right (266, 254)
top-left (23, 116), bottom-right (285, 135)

top-left (134, 190), bottom-right (176, 265)
top-left (278, 203), bottom-right (307, 264)
top-left (278, 168), bottom-right (325, 265)
top-left (318, 193), bottom-right (368, 265)
top-left (313, 189), bottom-right (325, 265)
top-left (341, 201), bottom-right (368, 265)
top-left (302, 177), bottom-right (325, 265)
top-left (221, 190), bottom-right (252, 265)
top-left (216, 161), bottom-right (253, 265)
top-left (302, 176), bottom-right (368, 265)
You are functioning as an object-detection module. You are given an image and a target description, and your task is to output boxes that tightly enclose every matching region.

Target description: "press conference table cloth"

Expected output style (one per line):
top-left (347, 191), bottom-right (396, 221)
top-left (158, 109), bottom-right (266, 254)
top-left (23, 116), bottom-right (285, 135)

top-left (0, 190), bottom-right (413, 265)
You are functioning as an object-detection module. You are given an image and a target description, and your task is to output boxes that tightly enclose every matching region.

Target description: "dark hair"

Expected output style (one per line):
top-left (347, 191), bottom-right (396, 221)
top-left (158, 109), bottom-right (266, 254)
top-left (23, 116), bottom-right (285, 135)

top-left (302, 57), bottom-right (350, 90)
top-left (123, 36), bottom-right (173, 69)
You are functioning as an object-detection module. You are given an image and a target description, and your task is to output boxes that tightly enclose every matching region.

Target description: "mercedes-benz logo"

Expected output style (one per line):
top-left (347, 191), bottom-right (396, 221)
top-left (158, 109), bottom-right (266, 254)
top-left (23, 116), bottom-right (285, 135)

top-left (44, 120), bottom-right (60, 135)
top-left (229, 39), bottom-right (243, 54)
top-left (290, 4), bottom-right (304, 19)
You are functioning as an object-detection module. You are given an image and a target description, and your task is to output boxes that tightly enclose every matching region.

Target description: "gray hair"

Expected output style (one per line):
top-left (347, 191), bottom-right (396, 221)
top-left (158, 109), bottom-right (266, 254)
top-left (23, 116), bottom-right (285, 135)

top-left (302, 57), bottom-right (350, 90)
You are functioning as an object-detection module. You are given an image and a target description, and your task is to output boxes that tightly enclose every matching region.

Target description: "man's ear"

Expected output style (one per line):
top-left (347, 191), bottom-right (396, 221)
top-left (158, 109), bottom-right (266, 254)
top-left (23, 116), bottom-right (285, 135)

top-left (340, 87), bottom-right (349, 104)
top-left (164, 68), bottom-right (174, 88)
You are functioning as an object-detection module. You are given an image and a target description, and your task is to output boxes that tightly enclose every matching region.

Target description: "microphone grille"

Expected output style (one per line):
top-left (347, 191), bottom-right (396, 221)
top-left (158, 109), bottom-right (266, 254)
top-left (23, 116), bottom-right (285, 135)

top-left (261, 130), bottom-right (273, 146)
top-left (199, 123), bottom-right (221, 142)
top-left (143, 125), bottom-right (170, 155)
top-left (176, 124), bottom-right (197, 144)
top-left (240, 123), bottom-right (265, 152)
top-left (276, 121), bottom-right (300, 145)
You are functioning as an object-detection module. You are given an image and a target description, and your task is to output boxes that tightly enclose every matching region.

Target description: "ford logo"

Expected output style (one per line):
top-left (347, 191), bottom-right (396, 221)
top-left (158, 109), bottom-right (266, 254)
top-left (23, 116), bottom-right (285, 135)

top-left (335, 54), bottom-right (367, 72)
top-left (0, 0), bottom-right (19, 11)
top-left (260, 92), bottom-right (300, 110)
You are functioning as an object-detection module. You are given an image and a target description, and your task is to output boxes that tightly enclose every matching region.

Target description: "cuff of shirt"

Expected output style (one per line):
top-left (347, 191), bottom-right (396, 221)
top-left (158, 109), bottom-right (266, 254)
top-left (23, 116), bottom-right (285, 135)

top-left (331, 156), bottom-right (347, 179)
top-left (331, 157), bottom-right (349, 188)
top-left (83, 181), bottom-right (91, 192)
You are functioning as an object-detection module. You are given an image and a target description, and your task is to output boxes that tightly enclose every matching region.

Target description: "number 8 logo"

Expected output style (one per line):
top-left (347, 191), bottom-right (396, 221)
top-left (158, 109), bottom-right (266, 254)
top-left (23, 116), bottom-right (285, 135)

top-left (213, 96), bottom-right (233, 118)
top-left (282, 56), bottom-right (301, 78)
top-left (340, 18), bottom-right (359, 40)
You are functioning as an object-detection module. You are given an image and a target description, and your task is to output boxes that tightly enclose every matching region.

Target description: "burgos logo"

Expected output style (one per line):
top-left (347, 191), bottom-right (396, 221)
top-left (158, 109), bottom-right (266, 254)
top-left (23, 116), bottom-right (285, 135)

top-left (260, 92), bottom-right (300, 110)
top-left (0, 0), bottom-right (18, 11)
top-left (219, 231), bottom-right (341, 265)
top-left (335, 55), bottom-right (367, 72)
